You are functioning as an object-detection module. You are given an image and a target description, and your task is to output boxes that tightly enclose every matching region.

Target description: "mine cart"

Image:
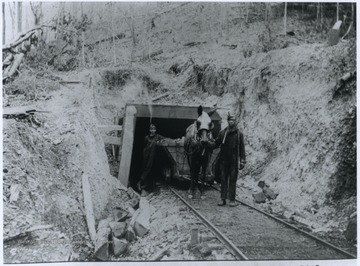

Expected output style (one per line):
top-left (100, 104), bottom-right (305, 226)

top-left (156, 138), bottom-right (220, 184)
top-left (117, 104), bottom-right (222, 189)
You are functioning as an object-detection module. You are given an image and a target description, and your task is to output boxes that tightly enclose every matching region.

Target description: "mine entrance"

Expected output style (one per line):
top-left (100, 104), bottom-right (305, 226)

top-left (119, 104), bottom-right (222, 189)
top-left (129, 117), bottom-right (197, 190)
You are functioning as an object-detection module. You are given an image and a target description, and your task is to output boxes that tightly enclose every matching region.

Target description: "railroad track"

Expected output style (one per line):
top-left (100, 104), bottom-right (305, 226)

top-left (168, 185), bottom-right (356, 260)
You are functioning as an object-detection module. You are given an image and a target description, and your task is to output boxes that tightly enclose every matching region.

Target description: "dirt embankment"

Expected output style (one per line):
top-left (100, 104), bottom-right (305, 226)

top-left (229, 42), bottom-right (356, 232)
top-left (3, 76), bottom-right (122, 261)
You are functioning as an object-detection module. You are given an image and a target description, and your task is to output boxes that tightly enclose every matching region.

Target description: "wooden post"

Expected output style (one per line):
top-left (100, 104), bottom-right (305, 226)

top-left (2, 2), bottom-right (5, 45)
top-left (118, 106), bottom-right (137, 187)
top-left (17, 2), bottom-right (22, 33)
top-left (82, 174), bottom-right (97, 243)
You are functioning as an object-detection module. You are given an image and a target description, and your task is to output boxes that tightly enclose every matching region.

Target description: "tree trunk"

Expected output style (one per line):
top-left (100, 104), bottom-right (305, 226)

top-left (39, 2), bottom-right (43, 25)
top-left (351, 3), bottom-right (356, 26)
top-left (336, 2), bottom-right (339, 21)
top-left (17, 2), bottom-right (22, 33)
top-left (55, 2), bottom-right (65, 40)
top-left (3, 2), bottom-right (6, 45)
top-left (265, 3), bottom-right (272, 24)
top-left (246, 2), bottom-right (250, 24)
top-left (8, 2), bottom-right (15, 40)
top-left (220, 4), bottom-right (225, 38)
top-left (3, 53), bottom-right (24, 79)
top-left (225, 5), bottom-right (229, 41)
top-left (265, 3), bottom-right (268, 23)
top-left (320, 3), bottom-right (323, 30)
top-left (284, 2), bottom-right (287, 35)
top-left (111, 3), bottom-right (117, 66)
top-left (81, 2), bottom-right (85, 66)
top-left (30, 2), bottom-right (42, 26)
top-left (316, 2), bottom-right (320, 24)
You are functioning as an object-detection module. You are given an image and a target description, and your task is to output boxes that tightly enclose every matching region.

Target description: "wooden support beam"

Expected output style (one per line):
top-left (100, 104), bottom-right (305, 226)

top-left (82, 174), bottom-right (97, 244)
top-left (59, 80), bottom-right (83, 84)
top-left (152, 92), bottom-right (170, 102)
top-left (118, 106), bottom-right (137, 187)
top-left (103, 136), bottom-right (122, 146)
top-left (4, 224), bottom-right (54, 243)
top-left (97, 125), bottom-right (123, 131)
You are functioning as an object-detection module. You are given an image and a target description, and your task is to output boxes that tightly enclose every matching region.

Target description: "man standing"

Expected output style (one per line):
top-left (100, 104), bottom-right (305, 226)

top-left (211, 113), bottom-right (246, 207)
top-left (137, 124), bottom-right (164, 196)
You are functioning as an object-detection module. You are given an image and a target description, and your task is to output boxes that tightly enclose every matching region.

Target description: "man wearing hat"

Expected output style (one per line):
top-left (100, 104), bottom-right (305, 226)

top-left (137, 123), bottom-right (164, 196)
top-left (210, 113), bottom-right (246, 207)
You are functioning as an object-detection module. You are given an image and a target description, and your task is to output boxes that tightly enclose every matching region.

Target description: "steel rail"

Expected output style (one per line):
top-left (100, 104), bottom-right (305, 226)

top-left (174, 176), bottom-right (356, 258)
top-left (210, 185), bottom-right (357, 259)
top-left (168, 186), bottom-right (248, 260)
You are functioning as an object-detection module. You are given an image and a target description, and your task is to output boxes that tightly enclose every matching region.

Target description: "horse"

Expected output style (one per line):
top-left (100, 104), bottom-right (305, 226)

top-left (184, 105), bottom-right (216, 199)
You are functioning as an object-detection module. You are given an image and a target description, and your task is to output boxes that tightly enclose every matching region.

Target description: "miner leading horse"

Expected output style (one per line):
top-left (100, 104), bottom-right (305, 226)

top-left (184, 105), bottom-right (216, 199)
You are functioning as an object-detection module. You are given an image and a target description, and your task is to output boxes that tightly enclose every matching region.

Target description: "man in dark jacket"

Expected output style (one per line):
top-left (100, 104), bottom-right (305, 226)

top-left (210, 113), bottom-right (246, 207)
top-left (137, 124), bottom-right (164, 196)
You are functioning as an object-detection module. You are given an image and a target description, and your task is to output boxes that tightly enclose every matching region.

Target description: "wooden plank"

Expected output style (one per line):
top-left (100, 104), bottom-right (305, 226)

top-left (103, 136), bottom-right (122, 145)
top-left (82, 174), bottom-right (97, 244)
top-left (3, 106), bottom-right (43, 115)
top-left (97, 125), bottom-right (123, 131)
top-left (129, 104), bottom-right (221, 120)
top-left (150, 247), bottom-right (170, 261)
top-left (152, 92), bottom-right (170, 102)
top-left (4, 224), bottom-right (54, 243)
top-left (118, 106), bottom-right (137, 187)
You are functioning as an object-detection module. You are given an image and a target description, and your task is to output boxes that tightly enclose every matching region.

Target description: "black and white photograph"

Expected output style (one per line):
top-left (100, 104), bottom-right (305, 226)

top-left (2, 1), bottom-right (357, 264)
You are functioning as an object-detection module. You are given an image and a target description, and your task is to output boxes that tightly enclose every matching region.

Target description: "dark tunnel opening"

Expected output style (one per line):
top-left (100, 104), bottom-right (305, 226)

top-left (128, 117), bottom-right (221, 191)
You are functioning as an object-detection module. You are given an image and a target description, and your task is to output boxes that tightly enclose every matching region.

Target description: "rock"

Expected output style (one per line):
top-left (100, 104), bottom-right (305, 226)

top-left (134, 217), bottom-right (150, 237)
top-left (283, 210), bottom-right (295, 219)
top-left (130, 198), bottom-right (155, 237)
top-left (263, 187), bottom-right (278, 200)
top-left (127, 207), bottom-right (135, 218)
top-left (199, 243), bottom-right (212, 257)
top-left (116, 181), bottom-right (127, 191)
top-left (113, 209), bottom-right (128, 222)
top-left (124, 227), bottom-right (136, 242)
top-left (9, 184), bottom-right (20, 202)
top-left (127, 187), bottom-right (139, 199)
top-left (139, 197), bottom-right (155, 213)
top-left (344, 216), bottom-right (357, 242)
top-left (149, 247), bottom-right (170, 261)
top-left (53, 139), bottom-right (63, 145)
top-left (112, 236), bottom-right (128, 256)
top-left (212, 251), bottom-right (224, 260)
top-left (109, 222), bottom-right (127, 238)
top-left (190, 228), bottom-right (199, 245)
top-left (328, 21), bottom-right (342, 46)
top-left (94, 219), bottom-right (111, 261)
top-left (129, 195), bottom-right (140, 209)
top-left (252, 192), bottom-right (266, 203)
top-left (199, 235), bottom-right (216, 242)
top-left (207, 243), bottom-right (223, 250)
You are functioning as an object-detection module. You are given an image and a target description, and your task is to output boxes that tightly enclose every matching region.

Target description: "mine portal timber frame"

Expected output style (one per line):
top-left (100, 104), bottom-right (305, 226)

top-left (117, 103), bottom-right (222, 187)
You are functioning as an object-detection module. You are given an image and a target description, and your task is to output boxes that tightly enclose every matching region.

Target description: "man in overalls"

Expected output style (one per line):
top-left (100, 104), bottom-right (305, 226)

top-left (211, 113), bottom-right (246, 207)
top-left (138, 124), bottom-right (164, 196)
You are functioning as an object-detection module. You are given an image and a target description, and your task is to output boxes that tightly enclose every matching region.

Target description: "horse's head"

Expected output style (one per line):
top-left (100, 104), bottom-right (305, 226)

top-left (195, 105), bottom-right (216, 142)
